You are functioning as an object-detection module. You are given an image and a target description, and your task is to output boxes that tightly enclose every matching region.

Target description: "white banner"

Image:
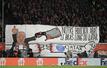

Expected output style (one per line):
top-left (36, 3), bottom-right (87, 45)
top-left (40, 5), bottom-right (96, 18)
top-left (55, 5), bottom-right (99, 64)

top-left (5, 25), bottom-right (99, 44)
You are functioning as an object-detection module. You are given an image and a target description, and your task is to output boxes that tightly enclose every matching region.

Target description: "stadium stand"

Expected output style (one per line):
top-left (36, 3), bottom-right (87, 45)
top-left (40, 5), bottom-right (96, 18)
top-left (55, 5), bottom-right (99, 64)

top-left (4, 0), bottom-right (107, 42)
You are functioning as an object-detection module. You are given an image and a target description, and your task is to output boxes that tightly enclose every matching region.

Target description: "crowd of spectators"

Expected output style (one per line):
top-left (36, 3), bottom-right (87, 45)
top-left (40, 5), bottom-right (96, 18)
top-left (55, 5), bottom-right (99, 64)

top-left (0, 0), bottom-right (2, 42)
top-left (0, 48), bottom-right (34, 58)
top-left (4, 0), bottom-right (107, 42)
top-left (0, 0), bottom-right (2, 18)
top-left (0, 21), bottom-right (2, 42)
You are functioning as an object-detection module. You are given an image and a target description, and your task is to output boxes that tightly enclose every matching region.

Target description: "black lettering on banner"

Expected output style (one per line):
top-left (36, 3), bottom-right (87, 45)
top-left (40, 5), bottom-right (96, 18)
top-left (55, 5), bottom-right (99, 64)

top-left (69, 44), bottom-right (83, 52)
top-left (61, 26), bottom-right (98, 42)
top-left (82, 27), bottom-right (88, 41)
top-left (75, 27), bottom-right (89, 41)
top-left (75, 27), bottom-right (83, 41)
top-left (65, 34), bottom-right (74, 40)
top-left (61, 26), bottom-right (74, 40)
top-left (68, 41), bottom-right (95, 54)
top-left (88, 27), bottom-right (98, 41)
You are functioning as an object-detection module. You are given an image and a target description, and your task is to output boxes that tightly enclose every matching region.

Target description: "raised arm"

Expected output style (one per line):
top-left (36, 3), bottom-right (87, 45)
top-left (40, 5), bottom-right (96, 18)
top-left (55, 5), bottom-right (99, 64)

top-left (10, 26), bottom-right (18, 51)
top-left (25, 32), bottom-right (46, 43)
top-left (25, 36), bottom-right (36, 44)
top-left (12, 26), bottom-right (18, 42)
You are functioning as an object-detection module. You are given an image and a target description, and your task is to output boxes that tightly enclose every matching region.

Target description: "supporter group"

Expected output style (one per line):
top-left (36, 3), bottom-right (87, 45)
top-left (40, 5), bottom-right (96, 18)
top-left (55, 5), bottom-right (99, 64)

top-left (0, 0), bottom-right (106, 58)
top-left (4, 0), bottom-right (107, 43)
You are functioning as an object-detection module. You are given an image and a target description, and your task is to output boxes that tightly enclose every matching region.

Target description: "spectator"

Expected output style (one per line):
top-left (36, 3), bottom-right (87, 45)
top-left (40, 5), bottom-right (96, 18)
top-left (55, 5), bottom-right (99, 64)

top-left (94, 51), bottom-right (99, 58)
top-left (77, 53), bottom-right (82, 58)
top-left (0, 50), bottom-right (7, 57)
top-left (27, 48), bottom-right (33, 57)
top-left (13, 50), bottom-right (21, 57)
top-left (82, 51), bottom-right (88, 58)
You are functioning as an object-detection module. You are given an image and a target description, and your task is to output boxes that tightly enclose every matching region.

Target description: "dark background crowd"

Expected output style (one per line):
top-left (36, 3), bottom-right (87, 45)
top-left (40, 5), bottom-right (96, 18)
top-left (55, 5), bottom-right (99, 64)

top-left (0, 48), bottom-right (34, 58)
top-left (0, 0), bottom-right (1, 18)
top-left (0, 0), bottom-right (2, 42)
top-left (2, 0), bottom-right (107, 43)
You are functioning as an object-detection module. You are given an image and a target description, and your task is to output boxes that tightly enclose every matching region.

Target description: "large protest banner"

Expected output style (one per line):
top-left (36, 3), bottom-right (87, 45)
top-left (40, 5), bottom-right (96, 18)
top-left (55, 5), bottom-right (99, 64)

top-left (5, 25), bottom-right (99, 44)
top-left (5, 25), bottom-right (99, 57)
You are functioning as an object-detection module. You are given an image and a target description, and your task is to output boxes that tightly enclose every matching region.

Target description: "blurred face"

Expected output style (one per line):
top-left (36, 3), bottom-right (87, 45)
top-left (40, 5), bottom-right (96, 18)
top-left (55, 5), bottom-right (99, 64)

top-left (17, 32), bottom-right (25, 44)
